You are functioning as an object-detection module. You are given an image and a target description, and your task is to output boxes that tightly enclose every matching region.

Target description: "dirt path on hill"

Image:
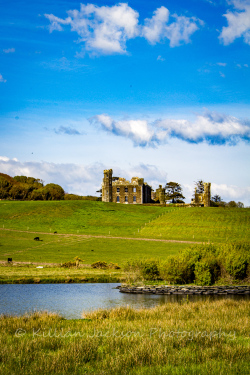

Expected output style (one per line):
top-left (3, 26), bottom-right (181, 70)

top-left (0, 228), bottom-right (202, 244)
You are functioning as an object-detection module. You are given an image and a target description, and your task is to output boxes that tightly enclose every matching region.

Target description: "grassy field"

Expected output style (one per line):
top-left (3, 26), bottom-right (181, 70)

top-left (0, 299), bottom-right (249, 374)
top-left (0, 200), bottom-right (168, 237)
top-left (0, 201), bottom-right (249, 242)
top-left (141, 206), bottom-right (250, 242)
top-left (0, 201), bottom-right (249, 283)
top-left (0, 230), bottom-right (187, 264)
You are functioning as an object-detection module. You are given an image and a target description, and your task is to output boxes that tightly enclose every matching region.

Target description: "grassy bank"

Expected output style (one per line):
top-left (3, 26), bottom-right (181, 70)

top-left (0, 299), bottom-right (249, 374)
top-left (0, 264), bottom-right (124, 284)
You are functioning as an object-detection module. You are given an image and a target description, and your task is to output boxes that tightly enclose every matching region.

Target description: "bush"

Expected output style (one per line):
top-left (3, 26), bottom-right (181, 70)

top-left (108, 263), bottom-right (121, 269)
top-left (61, 261), bottom-right (77, 268)
top-left (91, 261), bottom-right (121, 269)
top-left (141, 261), bottom-right (160, 280)
top-left (194, 261), bottom-right (212, 286)
top-left (91, 261), bottom-right (108, 269)
top-left (219, 242), bottom-right (250, 280)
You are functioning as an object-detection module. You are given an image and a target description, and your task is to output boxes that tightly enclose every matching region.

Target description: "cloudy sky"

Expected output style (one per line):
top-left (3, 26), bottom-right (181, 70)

top-left (1, 0), bottom-right (250, 204)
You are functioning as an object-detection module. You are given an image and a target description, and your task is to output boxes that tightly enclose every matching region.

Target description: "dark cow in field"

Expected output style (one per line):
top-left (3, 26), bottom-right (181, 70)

top-left (34, 237), bottom-right (40, 241)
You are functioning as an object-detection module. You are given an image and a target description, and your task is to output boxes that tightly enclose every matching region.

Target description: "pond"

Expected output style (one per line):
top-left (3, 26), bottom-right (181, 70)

top-left (0, 283), bottom-right (249, 319)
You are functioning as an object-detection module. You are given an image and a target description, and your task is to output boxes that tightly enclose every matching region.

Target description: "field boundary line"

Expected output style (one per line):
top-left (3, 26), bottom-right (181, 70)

top-left (0, 228), bottom-right (202, 244)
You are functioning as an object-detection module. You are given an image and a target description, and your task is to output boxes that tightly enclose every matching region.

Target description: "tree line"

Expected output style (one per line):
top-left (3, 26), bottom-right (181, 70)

top-left (0, 173), bottom-right (99, 201)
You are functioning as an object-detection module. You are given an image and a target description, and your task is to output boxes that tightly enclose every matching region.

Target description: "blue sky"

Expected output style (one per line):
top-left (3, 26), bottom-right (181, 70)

top-left (0, 0), bottom-right (250, 204)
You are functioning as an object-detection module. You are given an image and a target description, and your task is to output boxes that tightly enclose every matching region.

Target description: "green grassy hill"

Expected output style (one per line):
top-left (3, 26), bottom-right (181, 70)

top-left (0, 200), bottom-right (249, 265)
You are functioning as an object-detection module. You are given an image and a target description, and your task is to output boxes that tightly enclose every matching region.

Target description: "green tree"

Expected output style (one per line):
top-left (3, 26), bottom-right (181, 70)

top-left (211, 194), bottom-right (221, 203)
top-left (194, 180), bottom-right (204, 195)
top-left (0, 175), bottom-right (12, 199)
top-left (237, 202), bottom-right (244, 208)
top-left (42, 183), bottom-right (65, 200)
top-left (228, 201), bottom-right (237, 208)
top-left (165, 182), bottom-right (185, 203)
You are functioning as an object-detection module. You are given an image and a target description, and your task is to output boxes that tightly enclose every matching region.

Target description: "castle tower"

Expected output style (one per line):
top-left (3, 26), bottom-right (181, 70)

top-left (156, 185), bottom-right (166, 204)
top-left (203, 183), bottom-right (211, 207)
top-left (102, 169), bottom-right (113, 202)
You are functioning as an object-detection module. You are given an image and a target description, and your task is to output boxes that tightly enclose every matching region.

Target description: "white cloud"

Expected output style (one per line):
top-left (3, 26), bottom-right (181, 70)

top-left (142, 6), bottom-right (170, 44)
top-left (0, 74), bottom-right (6, 83)
top-left (0, 157), bottom-right (168, 196)
top-left (157, 55), bottom-right (165, 61)
top-left (219, 0), bottom-right (250, 45)
top-left (142, 6), bottom-right (202, 47)
top-left (45, 3), bottom-right (202, 55)
top-left (155, 110), bottom-right (250, 144)
top-left (3, 48), bottom-right (15, 53)
top-left (90, 111), bottom-right (250, 147)
top-left (183, 182), bottom-right (250, 205)
top-left (0, 157), bottom-right (104, 195)
top-left (211, 183), bottom-right (250, 204)
top-left (219, 71), bottom-right (226, 77)
top-left (217, 62), bottom-right (227, 66)
top-left (165, 15), bottom-right (202, 47)
top-left (45, 3), bottom-right (139, 55)
top-left (54, 126), bottom-right (82, 135)
top-left (90, 114), bottom-right (155, 147)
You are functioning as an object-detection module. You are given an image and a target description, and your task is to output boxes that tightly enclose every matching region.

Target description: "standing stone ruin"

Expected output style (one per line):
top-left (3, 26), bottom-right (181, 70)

top-left (191, 183), bottom-right (211, 207)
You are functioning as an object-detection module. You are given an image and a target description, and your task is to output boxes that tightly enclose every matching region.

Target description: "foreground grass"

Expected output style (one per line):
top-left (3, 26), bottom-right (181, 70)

top-left (0, 299), bottom-right (249, 374)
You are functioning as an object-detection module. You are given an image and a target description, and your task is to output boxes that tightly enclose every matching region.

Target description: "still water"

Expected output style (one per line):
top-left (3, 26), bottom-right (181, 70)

top-left (0, 283), bottom-right (249, 319)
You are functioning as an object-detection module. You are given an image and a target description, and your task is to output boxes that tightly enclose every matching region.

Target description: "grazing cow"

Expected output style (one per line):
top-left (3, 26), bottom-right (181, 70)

top-left (34, 237), bottom-right (40, 241)
top-left (54, 231), bottom-right (57, 234)
top-left (91, 249), bottom-right (94, 251)
top-left (8, 258), bottom-right (12, 263)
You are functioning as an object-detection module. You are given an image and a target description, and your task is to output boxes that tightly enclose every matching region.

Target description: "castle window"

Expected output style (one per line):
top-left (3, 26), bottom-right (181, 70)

top-left (117, 196), bottom-right (120, 202)
top-left (125, 187), bottom-right (128, 192)
top-left (133, 196), bottom-right (136, 202)
top-left (117, 187), bottom-right (120, 193)
top-left (125, 196), bottom-right (128, 202)
top-left (133, 187), bottom-right (136, 193)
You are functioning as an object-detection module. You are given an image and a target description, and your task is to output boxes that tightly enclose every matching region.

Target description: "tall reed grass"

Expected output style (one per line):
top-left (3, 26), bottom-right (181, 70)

top-left (0, 299), bottom-right (249, 374)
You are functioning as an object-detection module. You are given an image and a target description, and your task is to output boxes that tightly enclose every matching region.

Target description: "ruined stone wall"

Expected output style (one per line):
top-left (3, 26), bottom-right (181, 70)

top-left (203, 183), bottom-right (211, 207)
top-left (102, 170), bottom-right (153, 204)
top-left (102, 169), bottom-right (113, 202)
top-left (191, 182), bottom-right (211, 207)
top-left (155, 185), bottom-right (166, 204)
top-left (112, 182), bottom-right (143, 204)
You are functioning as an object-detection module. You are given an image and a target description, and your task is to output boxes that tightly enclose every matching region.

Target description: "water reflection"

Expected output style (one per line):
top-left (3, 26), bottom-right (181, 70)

top-left (0, 283), bottom-right (249, 319)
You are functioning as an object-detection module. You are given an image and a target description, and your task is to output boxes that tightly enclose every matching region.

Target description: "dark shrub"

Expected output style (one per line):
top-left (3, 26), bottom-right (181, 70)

top-left (141, 261), bottom-right (160, 280)
top-left (91, 261), bottom-right (108, 269)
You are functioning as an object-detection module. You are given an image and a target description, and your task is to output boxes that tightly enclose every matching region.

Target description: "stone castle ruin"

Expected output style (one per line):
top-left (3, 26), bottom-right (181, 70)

top-left (102, 169), bottom-right (211, 206)
top-left (191, 183), bottom-right (211, 207)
